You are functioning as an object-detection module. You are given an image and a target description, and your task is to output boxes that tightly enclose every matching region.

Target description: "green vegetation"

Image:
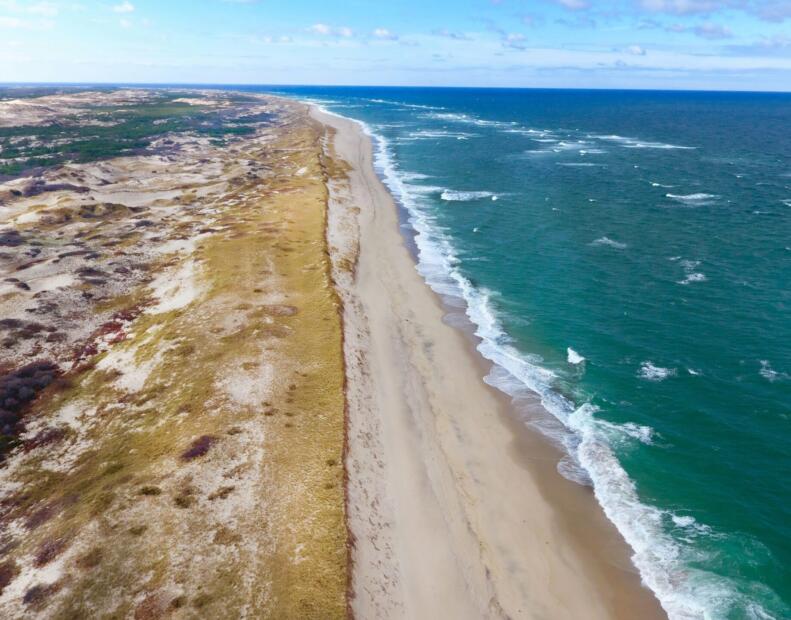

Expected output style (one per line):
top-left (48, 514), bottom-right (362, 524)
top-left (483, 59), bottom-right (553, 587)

top-left (0, 89), bottom-right (273, 177)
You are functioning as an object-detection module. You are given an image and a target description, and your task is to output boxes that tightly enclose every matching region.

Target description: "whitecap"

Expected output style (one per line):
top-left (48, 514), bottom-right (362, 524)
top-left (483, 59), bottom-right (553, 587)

top-left (638, 361), bottom-right (676, 381)
top-left (557, 162), bottom-right (604, 167)
top-left (593, 134), bottom-right (696, 150)
top-left (591, 236), bottom-right (627, 249)
top-left (367, 98), bottom-right (446, 111)
top-left (400, 171), bottom-right (432, 181)
top-left (676, 259), bottom-right (706, 285)
top-left (406, 184), bottom-right (445, 195)
top-left (621, 422), bottom-right (655, 444)
top-left (421, 111), bottom-right (516, 130)
top-left (760, 360), bottom-right (788, 383)
top-left (567, 348), bottom-right (585, 365)
top-left (440, 190), bottom-right (497, 202)
top-left (666, 193), bottom-right (718, 205)
top-left (678, 272), bottom-right (707, 285)
top-left (403, 130), bottom-right (478, 141)
top-left (672, 515), bottom-right (697, 528)
top-left (596, 417), bottom-right (656, 445)
top-left (782, 199), bottom-right (791, 207)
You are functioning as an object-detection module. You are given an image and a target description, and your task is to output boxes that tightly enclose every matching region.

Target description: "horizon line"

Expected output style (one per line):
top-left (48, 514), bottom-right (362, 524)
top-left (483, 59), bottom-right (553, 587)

top-left (1, 81), bottom-right (791, 95)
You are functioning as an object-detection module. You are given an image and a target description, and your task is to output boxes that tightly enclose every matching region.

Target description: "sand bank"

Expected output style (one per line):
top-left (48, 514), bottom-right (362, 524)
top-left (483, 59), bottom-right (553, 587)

top-left (312, 106), bottom-right (666, 619)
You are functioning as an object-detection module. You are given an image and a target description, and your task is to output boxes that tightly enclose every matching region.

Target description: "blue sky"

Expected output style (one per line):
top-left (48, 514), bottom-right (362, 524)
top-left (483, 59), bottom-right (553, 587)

top-left (1, 0), bottom-right (790, 90)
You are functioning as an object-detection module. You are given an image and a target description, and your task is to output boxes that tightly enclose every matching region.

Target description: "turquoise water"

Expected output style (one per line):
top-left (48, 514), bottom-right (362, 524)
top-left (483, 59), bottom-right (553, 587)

top-left (266, 87), bottom-right (790, 619)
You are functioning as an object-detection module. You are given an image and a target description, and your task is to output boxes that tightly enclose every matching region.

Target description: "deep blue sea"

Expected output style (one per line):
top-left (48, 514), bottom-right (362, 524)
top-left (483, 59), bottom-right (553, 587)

top-left (254, 86), bottom-right (790, 619)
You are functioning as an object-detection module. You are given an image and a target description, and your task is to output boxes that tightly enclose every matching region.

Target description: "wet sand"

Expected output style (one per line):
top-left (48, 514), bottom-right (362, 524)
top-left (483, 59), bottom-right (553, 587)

top-left (313, 105), bottom-right (667, 619)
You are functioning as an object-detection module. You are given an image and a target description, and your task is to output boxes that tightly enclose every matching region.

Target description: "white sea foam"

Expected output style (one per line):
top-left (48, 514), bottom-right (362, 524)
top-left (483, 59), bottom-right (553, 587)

top-left (523, 139), bottom-right (608, 157)
top-left (678, 272), bottom-right (707, 285)
top-left (591, 236), bottom-right (628, 249)
top-left (557, 162), bottom-right (604, 167)
top-left (595, 417), bottom-right (655, 445)
top-left (676, 259), bottom-right (707, 285)
top-left (320, 103), bottom-right (778, 620)
top-left (407, 184), bottom-right (445, 195)
top-left (422, 111), bottom-right (517, 130)
top-left (651, 181), bottom-right (675, 188)
top-left (759, 360), bottom-right (788, 383)
top-left (782, 199), bottom-right (791, 207)
top-left (402, 130), bottom-right (477, 141)
top-left (638, 361), bottom-right (676, 381)
top-left (368, 98), bottom-right (446, 111)
top-left (440, 190), bottom-right (498, 202)
top-left (666, 193), bottom-right (719, 205)
top-left (400, 171), bottom-right (432, 181)
top-left (672, 515), bottom-right (696, 528)
top-left (567, 348), bottom-right (585, 364)
top-left (593, 134), bottom-right (696, 150)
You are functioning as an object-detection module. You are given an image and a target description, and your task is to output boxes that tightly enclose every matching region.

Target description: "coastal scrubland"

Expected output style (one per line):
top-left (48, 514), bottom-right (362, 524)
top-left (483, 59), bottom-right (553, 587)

top-left (0, 89), bottom-right (348, 618)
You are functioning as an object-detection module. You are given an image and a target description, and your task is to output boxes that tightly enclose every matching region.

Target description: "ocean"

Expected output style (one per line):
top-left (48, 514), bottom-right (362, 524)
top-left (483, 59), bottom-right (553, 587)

top-left (259, 86), bottom-right (790, 619)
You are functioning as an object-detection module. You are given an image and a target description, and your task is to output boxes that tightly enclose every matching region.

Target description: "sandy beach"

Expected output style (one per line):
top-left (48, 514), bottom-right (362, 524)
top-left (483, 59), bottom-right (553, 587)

top-left (313, 106), bottom-right (667, 619)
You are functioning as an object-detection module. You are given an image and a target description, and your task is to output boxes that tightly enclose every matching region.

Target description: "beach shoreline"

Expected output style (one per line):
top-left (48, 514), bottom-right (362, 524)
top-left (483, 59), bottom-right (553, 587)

top-left (311, 103), bottom-right (667, 619)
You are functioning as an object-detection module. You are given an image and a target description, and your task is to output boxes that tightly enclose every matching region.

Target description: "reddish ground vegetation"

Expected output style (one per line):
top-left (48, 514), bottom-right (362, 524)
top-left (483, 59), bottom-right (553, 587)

top-left (22, 582), bottom-right (61, 609)
top-left (23, 427), bottom-right (67, 452)
top-left (0, 561), bottom-right (19, 595)
top-left (180, 435), bottom-right (218, 461)
top-left (134, 593), bottom-right (166, 620)
top-left (71, 304), bottom-right (148, 368)
top-left (0, 361), bottom-right (61, 458)
top-left (33, 538), bottom-right (70, 568)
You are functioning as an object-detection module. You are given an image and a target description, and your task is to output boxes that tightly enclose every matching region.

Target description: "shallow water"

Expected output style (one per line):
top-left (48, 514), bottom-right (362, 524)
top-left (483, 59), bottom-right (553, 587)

top-left (259, 86), bottom-right (790, 620)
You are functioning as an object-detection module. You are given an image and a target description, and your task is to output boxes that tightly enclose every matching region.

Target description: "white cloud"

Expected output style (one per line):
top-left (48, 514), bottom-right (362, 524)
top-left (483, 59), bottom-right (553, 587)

top-left (503, 32), bottom-right (527, 49)
top-left (119, 17), bottom-right (131, 28)
top-left (627, 44), bottom-right (647, 55)
top-left (309, 23), bottom-right (331, 35)
top-left (433, 28), bottom-right (473, 41)
top-left (639, 0), bottom-right (722, 14)
top-left (665, 20), bottom-right (734, 38)
top-left (373, 27), bottom-right (398, 40)
top-left (0, 12), bottom-right (54, 30)
top-left (0, 15), bottom-right (22, 28)
top-left (256, 34), bottom-right (293, 44)
top-left (694, 22), bottom-right (733, 38)
top-left (113, 1), bottom-right (134, 13)
top-left (309, 23), bottom-right (353, 37)
top-left (28, 2), bottom-right (58, 17)
top-left (555, 0), bottom-right (590, 9)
